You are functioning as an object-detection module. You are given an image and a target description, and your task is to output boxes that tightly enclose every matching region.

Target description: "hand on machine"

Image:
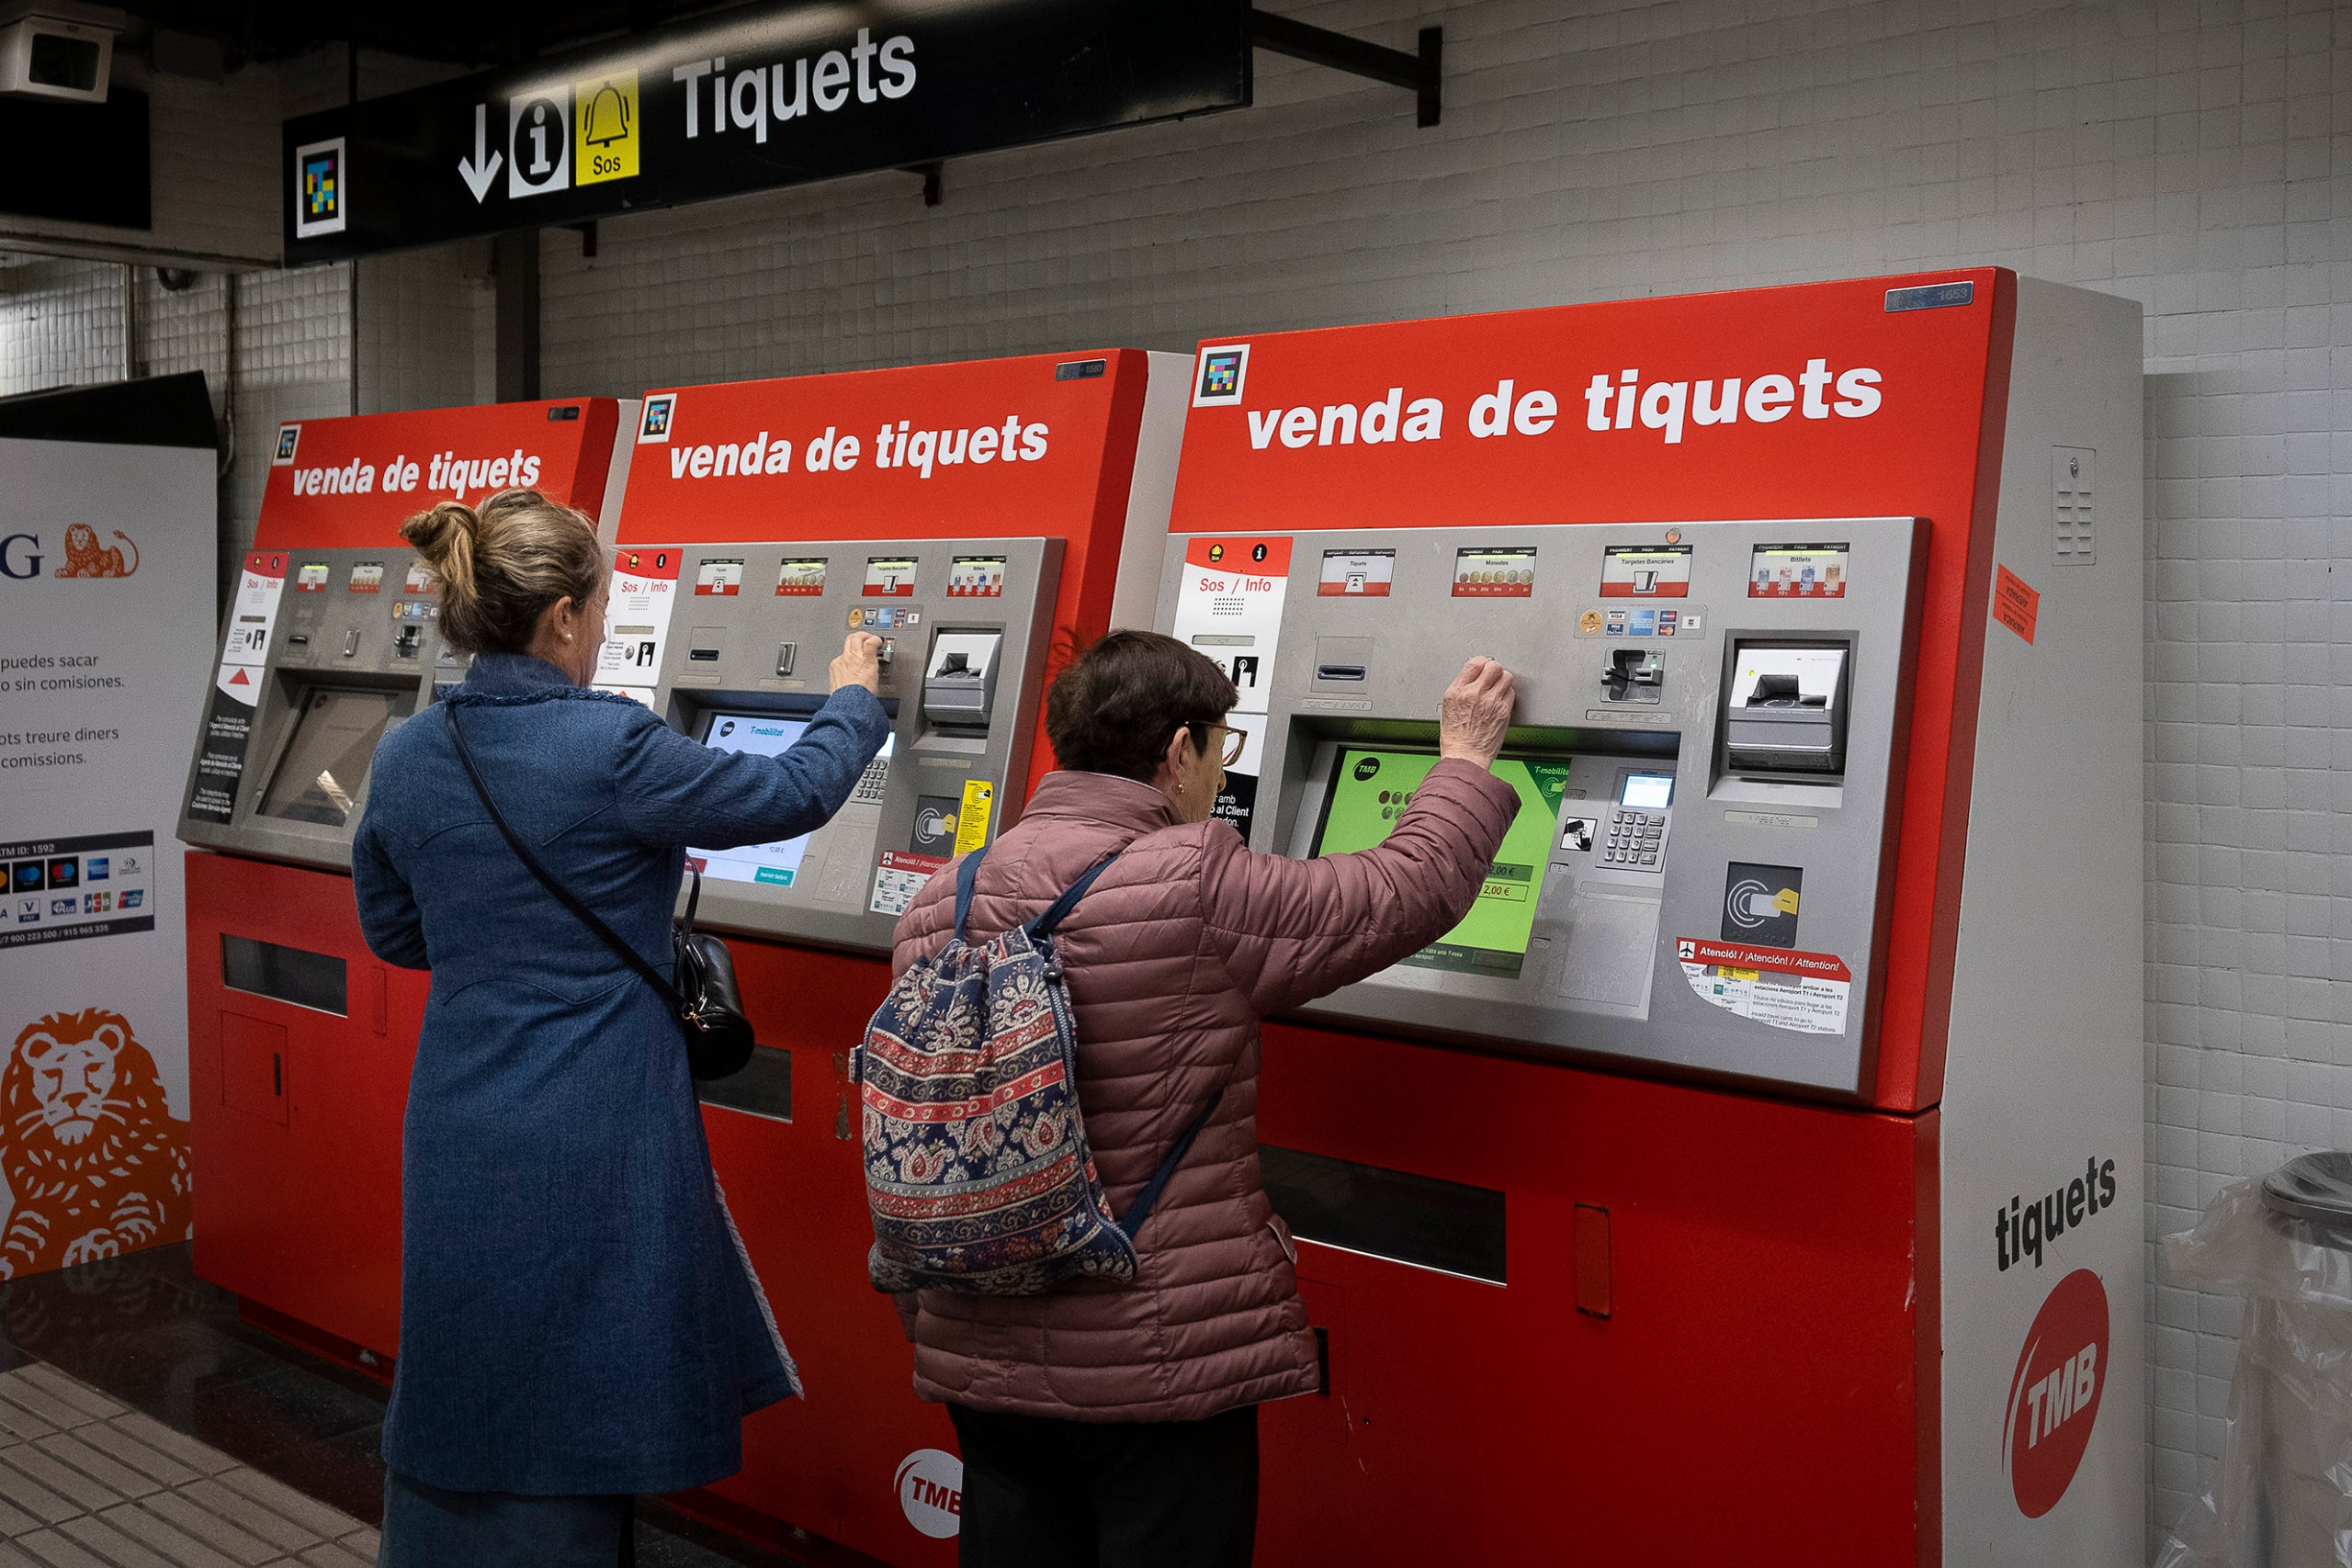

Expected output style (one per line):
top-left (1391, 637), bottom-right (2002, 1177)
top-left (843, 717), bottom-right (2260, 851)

top-left (831, 632), bottom-right (884, 694)
top-left (1437, 656), bottom-right (1518, 768)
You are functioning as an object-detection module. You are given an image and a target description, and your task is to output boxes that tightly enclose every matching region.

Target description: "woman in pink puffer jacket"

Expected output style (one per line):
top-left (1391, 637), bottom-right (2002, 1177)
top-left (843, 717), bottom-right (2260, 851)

top-left (890, 630), bottom-right (1521, 1568)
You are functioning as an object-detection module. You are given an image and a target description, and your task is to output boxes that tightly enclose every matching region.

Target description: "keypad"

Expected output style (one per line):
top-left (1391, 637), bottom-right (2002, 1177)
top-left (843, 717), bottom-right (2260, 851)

top-left (851, 758), bottom-right (890, 807)
top-left (1601, 808), bottom-right (1666, 868)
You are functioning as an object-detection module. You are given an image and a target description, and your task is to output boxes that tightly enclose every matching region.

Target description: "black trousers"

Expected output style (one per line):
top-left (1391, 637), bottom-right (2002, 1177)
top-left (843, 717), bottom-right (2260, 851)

top-left (948, 1403), bottom-right (1259, 1568)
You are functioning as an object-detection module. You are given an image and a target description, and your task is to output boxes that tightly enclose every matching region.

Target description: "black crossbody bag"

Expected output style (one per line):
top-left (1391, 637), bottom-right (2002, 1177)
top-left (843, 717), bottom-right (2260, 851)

top-left (444, 703), bottom-right (757, 1081)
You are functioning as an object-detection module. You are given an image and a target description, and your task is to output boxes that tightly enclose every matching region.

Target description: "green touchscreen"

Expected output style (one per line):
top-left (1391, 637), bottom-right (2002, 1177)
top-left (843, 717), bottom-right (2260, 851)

top-left (1310, 748), bottom-right (1571, 978)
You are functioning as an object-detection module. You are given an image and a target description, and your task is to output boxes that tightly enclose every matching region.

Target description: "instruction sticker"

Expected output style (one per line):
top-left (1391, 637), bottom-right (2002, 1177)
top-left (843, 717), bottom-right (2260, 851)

top-left (1317, 548), bottom-right (1394, 597)
top-left (1748, 544), bottom-right (1849, 598)
top-left (1600, 546), bottom-right (1691, 598)
top-left (596, 546), bottom-right (682, 689)
top-left (870, 850), bottom-right (947, 918)
top-left (955, 780), bottom-right (994, 854)
top-left (695, 558), bottom-right (744, 596)
top-left (1453, 547), bottom-right (1536, 598)
top-left (1676, 938), bottom-right (1850, 1035)
top-left (776, 558), bottom-right (828, 596)
top-left (347, 562), bottom-right (384, 593)
top-left (1170, 536), bottom-right (1292, 716)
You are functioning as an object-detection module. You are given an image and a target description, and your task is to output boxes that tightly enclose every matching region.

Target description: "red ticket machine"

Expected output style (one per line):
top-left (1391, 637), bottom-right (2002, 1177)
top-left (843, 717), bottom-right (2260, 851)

top-left (1152, 271), bottom-right (2144, 1564)
top-left (178, 400), bottom-right (632, 1363)
top-left (607, 350), bottom-right (1188, 1562)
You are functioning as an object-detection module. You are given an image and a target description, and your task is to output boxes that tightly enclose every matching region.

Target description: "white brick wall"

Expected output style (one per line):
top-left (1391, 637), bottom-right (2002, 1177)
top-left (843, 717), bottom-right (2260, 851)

top-left (4, 0), bottom-right (2349, 1548)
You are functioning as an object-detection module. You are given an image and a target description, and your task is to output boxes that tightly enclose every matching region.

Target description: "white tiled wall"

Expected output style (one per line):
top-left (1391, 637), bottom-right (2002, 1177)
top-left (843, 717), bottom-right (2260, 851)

top-left (2, 0), bottom-right (2348, 1548)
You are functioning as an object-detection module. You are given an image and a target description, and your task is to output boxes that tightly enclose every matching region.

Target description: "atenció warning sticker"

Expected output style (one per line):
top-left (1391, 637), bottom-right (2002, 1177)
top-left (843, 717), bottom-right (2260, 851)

top-left (870, 850), bottom-right (946, 918)
top-left (1677, 937), bottom-right (1851, 1036)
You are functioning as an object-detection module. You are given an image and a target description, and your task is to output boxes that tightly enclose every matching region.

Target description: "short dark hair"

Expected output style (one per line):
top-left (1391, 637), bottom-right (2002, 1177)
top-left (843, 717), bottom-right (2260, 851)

top-left (1045, 631), bottom-right (1239, 783)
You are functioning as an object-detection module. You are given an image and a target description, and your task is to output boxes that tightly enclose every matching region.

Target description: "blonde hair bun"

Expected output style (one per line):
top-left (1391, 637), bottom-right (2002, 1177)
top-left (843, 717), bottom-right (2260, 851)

top-left (397, 488), bottom-right (602, 657)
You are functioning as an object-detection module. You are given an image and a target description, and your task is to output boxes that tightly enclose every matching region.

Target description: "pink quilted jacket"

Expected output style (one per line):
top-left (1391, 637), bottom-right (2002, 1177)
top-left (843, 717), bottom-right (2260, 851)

top-left (889, 761), bottom-right (1519, 1422)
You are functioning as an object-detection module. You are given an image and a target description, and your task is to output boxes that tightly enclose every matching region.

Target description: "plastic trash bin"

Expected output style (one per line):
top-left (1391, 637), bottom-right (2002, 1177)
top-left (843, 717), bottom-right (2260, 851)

top-left (2155, 1152), bottom-right (2352, 1568)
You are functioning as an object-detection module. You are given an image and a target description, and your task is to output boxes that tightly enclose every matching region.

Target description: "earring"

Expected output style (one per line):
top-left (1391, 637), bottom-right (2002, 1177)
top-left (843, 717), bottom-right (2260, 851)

top-left (564, 633), bottom-right (574, 641)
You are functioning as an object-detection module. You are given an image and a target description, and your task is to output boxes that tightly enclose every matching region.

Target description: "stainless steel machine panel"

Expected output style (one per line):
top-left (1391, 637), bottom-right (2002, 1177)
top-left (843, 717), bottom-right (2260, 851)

top-left (179, 547), bottom-right (447, 870)
top-left (644, 536), bottom-right (1063, 955)
top-left (1156, 518), bottom-right (1924, 1098)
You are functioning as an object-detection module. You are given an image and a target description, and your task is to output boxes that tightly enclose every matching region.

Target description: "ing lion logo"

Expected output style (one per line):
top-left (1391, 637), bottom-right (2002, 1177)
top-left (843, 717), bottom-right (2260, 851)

top-left (52, 525), bottom-right (139, 579)
top-left (1, 1010), bottom-right (190, 1279)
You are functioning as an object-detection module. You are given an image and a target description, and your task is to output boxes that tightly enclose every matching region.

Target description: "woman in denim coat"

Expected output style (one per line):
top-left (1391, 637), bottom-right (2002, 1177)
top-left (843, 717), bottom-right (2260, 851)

top-left (351, 491), bottom-right (889, 1565)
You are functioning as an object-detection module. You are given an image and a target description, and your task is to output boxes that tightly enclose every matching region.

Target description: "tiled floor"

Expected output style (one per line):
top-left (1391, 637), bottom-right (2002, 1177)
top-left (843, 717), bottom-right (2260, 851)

top-left (0, 1245), bottom-right (770, 1566)
top-left (0, 1360), bottom-right (378, 1566)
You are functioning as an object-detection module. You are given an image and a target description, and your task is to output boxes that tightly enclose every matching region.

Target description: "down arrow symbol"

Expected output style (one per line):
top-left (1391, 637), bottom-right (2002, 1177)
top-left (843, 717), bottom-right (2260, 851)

top-left (458, 102), bottom-right (503, 203)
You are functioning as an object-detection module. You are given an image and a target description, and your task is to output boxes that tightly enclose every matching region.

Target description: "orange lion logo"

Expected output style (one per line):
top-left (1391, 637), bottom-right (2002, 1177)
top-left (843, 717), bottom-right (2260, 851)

top-left (1, 1010), bottom-right (190, 1279)
top-left (52, 524), bottom-right (139, 579)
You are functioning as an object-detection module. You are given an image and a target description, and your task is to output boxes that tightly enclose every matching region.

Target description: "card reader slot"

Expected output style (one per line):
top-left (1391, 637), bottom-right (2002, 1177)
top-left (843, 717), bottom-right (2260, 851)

top-left (1314, 664), bottom-right (1368, 682)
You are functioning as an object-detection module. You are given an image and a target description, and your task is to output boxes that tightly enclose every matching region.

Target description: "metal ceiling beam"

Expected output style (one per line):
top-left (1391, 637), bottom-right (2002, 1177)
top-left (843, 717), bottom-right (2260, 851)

top-left (1250, 10), bottom-right (1442, 128)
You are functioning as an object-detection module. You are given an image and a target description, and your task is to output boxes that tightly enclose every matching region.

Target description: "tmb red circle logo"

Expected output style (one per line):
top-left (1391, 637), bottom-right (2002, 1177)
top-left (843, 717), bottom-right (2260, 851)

top-left (2002, 1268), bottom-right (2109, 1517)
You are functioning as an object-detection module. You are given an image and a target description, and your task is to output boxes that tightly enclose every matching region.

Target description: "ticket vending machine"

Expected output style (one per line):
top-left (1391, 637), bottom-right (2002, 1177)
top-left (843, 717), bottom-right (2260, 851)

top-left (177, 400), bottom-right (632, 1363)
top-left (609, 350), bottom-right (1187, 1562)
top-left (1156, 271), bottom-right (2143, 1564)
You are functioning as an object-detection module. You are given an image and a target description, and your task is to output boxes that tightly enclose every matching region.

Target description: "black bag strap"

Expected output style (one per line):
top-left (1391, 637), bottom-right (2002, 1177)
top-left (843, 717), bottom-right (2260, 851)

top-left (444, 703), bottom-right (691, 1018)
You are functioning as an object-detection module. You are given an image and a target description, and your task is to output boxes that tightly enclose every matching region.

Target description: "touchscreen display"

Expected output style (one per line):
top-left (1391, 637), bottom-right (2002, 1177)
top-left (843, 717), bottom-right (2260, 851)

top-left (1310, 747), bottom-right (1570, 978)
top-left (259, 688), bottom-right (400, 826)
top-left (690, 713), bottom-right (895, 888)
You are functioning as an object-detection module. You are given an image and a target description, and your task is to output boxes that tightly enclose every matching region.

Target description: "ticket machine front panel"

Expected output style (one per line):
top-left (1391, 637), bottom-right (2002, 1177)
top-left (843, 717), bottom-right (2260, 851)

top-left (1159, 516), bottom-right (1922, 1099)
top-left (635, 536), bottom-right (1062, 955)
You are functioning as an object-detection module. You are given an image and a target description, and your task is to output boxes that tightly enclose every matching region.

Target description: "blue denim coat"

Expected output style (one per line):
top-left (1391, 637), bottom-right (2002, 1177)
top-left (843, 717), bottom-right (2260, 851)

top-left (352, 653), bottom-right (889, 1495)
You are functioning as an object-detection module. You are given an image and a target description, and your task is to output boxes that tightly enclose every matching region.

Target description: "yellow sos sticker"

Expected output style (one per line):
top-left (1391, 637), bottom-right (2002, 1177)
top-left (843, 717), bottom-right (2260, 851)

top-left (575, 72), bottom-right (639, 185)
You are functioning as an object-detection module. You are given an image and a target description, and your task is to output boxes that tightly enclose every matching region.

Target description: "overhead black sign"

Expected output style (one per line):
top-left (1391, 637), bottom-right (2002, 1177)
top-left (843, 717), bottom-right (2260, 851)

top-left (282, 0), bottom-right (1250, 262)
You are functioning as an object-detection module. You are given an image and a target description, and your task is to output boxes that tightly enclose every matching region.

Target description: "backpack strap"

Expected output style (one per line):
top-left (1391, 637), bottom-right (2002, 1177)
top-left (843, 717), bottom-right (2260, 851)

top-left (952, 845), bottom-right (989, 942)
top-left (1025, 852), bottom-right (1118, 942)
top-left (1118, 1087), bottom-right (1226, 1240)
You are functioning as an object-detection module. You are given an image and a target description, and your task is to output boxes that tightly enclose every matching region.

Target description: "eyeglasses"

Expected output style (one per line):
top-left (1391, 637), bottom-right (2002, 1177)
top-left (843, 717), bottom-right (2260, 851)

top-left (1192, 723), bottom-right (1248, 767)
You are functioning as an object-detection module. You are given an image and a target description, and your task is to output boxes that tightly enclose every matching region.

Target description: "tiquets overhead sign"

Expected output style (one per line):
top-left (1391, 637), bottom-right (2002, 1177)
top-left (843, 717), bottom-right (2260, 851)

top-left (281, 0), bottom-right (1250, 263)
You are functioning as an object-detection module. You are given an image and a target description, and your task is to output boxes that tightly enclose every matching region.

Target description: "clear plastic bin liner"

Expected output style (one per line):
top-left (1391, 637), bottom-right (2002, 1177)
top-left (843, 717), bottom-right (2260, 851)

top-left (2155, 1155), bottom-right (2352, 1568)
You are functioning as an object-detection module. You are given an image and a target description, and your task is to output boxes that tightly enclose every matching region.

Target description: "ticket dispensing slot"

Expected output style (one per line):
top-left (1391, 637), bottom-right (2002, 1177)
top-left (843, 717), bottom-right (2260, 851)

top-left (1722, 641), bottom-right (1850, 775)
top-left (922, 630), bottom-right (1002, 730)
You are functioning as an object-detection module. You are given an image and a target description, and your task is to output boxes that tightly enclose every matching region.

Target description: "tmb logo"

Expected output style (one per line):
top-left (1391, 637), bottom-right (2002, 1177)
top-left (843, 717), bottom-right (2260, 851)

top-left (2003, 1268), bottom-right (2109, 1518)
top-left (895, 1448), bottom-right (962, 1539)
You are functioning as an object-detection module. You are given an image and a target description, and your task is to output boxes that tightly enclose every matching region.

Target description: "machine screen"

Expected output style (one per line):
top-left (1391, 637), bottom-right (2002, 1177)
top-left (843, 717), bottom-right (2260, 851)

top-left (1621, 773), bottom-right (1675, 809)
top-left (1311, 747), bottom-right (1570, 978)
top-left (690, 712), bottom-right (895, 888)
top-left (258, 688), bottom-right (400, 826)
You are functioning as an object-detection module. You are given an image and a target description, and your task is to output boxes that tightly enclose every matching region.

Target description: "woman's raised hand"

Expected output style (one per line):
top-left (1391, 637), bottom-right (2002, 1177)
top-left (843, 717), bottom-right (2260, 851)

top-left (1437, 656), bottom-right (1518, 767)
top-left (831, 632), bottom-right (884, 694)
